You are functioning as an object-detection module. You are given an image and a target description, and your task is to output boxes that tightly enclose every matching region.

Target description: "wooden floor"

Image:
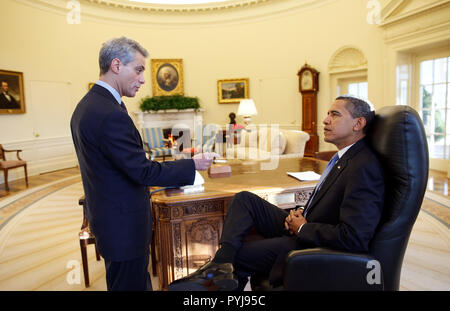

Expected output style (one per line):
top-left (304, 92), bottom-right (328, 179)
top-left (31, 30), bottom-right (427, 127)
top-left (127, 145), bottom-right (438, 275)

top-left (0, 167), bottom-right (448, 291)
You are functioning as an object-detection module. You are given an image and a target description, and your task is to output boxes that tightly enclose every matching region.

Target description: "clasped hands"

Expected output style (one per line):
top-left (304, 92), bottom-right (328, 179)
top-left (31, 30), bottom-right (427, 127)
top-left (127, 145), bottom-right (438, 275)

top-left (192, 152), bottom-right (221, 171)
top-left (285, 209), bottom-right (307, 236)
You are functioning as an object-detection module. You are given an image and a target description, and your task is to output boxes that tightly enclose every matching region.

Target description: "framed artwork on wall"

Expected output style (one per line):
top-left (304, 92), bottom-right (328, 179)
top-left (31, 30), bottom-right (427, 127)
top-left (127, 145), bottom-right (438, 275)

top-left (217, 78), bottom-right (249, 104)
top-left (0, 70), bottom-right (25, 114)
top-left (151, 59), bottom-right (184, 96)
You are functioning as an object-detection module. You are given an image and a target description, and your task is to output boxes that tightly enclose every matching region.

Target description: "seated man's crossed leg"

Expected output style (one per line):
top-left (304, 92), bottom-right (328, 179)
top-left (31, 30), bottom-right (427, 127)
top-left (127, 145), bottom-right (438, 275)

top-left (169, 191), bottom-right (300, 291)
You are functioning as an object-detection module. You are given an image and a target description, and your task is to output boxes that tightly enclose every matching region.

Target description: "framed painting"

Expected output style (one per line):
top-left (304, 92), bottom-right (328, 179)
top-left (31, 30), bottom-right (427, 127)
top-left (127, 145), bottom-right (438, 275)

top-left (0, 70), bottom-right (25, 114)
top-left (217, 78), bottom-right (249, 104)
top-left (151, 59), bottom-right (184, 96)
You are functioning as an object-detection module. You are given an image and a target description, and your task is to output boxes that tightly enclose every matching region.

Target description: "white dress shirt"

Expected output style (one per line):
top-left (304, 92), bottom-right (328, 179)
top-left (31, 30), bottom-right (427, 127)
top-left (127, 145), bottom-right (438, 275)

top-left (95, 80), bottom-right (122, 105)
top-left (297, 142), bottom-right (356, 235)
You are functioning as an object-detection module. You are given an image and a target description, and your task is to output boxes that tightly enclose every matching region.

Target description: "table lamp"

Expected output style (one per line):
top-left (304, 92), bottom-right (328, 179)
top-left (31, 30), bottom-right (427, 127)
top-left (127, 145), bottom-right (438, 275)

top-left (237, 99), bottom-right (257, 125)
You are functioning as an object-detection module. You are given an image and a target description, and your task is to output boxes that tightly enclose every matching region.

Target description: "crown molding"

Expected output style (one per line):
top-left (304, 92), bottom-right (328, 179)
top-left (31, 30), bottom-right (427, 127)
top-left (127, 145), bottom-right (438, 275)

top-left (15, 0), bottom-right (335, 27)
top-left (86, 0), bottom-right (271, 13)
top-left (379, 0), bottom-right (450, 27)
top-left (378, 0), bottom-right (450, 50)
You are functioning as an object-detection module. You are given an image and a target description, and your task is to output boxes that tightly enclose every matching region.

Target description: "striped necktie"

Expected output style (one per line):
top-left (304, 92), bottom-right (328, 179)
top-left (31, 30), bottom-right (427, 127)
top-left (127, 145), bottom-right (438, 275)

top-left (303, 153), bottom-right (339, 217)
top-left (120, 101), bottom-right (128, 113)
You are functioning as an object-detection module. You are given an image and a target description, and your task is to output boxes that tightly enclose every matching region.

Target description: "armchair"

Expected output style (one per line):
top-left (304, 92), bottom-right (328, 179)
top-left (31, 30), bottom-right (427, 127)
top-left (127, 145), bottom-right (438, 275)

top-left (141, 127), bottom-right (173, 161)
top-left (251, 105), bottom-right (429, 291)
top-left (78, 195), bottom-right (101, 288)
top-left (0, 144), bottom-right (28, 191)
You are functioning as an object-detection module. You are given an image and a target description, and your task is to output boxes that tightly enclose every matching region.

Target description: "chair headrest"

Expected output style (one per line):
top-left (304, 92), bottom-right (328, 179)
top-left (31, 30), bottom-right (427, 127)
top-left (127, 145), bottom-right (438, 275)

top-left (368, 105), bottom-right (429, 227)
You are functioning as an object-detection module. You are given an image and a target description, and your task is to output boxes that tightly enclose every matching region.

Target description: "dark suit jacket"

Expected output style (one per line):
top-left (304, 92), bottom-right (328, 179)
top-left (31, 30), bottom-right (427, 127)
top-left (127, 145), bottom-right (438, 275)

top-left (71, 84), bottom-right (195, 261)
top-left (298, 138), bottom-right (385, 253)
top-left (0, 93), bottom-right (19, 109)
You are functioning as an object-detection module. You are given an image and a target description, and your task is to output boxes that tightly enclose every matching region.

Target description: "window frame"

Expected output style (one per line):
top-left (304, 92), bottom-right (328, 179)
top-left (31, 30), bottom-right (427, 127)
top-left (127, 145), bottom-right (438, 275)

top-left (415, 51), bottom-right (450, 160)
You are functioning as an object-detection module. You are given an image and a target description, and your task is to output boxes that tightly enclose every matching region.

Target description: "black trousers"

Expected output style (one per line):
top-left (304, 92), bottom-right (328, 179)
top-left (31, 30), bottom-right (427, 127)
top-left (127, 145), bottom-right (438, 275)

top-left (104, 253), bottom-right (152, 291)
top-left (219, 191), bottom-right (301, 289)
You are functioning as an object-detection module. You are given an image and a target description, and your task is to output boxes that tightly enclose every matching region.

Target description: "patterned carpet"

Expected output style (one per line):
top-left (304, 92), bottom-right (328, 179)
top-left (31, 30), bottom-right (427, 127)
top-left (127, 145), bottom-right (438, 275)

top-left (0, 178), bottom-right (108, 290)
top-left (0, 175), bottom-right (448, 291)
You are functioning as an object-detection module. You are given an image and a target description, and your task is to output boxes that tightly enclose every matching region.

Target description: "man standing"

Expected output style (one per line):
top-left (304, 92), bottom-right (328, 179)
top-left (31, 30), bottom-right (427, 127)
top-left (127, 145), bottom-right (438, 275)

top-left (0, 82), bottom-right (19, 109)
top-left (169, 96), bottom-right (385, 291)
top-left (71, 37), bottom-right (213, 291)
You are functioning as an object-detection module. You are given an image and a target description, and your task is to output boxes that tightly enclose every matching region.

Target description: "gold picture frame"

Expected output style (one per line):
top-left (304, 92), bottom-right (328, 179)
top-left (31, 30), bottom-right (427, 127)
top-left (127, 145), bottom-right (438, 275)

top-left (151, 59), bottom-right (184, 96)
top-left (217, 78), bottom-right (249, 104)
top-left (0, 70), bottom-right (26, 114)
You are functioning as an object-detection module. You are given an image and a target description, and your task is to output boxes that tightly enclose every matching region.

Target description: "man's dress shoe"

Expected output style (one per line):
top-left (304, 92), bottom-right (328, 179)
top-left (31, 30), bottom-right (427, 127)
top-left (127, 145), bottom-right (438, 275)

top-left (168, 261), bottom-right (238, 291)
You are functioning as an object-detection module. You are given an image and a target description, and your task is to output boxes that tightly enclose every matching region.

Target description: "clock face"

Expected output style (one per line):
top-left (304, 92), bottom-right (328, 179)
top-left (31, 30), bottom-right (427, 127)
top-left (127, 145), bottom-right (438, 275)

top-left (301, 70), bottom-right (313, 90)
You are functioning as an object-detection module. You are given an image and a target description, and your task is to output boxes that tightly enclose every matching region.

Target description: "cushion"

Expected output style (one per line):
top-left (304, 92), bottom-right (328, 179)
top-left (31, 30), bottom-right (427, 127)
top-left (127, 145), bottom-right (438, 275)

top-left (231, 127), bottom-right (308, 159)
top-left (150, 147), bottom-right (172, 157)
top-left (142, 128), bottom-right (165, 148)
top-left (0, 160), bottom-right (26, 169)
top-left (283, 130), bottom-right (310, 155)
top-left (271, 131), bottom-right (287, 155)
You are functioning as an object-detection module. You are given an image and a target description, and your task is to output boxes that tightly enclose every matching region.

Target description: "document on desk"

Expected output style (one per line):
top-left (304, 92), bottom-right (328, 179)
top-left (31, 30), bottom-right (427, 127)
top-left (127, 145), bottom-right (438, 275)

top-left (287, 171), bottom-right (321, 181)
top-left (181, 171), bottom-right (205, 194)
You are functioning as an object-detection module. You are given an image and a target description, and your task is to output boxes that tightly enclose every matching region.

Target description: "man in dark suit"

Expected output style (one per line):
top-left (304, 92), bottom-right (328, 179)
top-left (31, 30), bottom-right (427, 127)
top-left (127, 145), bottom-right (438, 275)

top-left (71, 37), bottom-right (214, 291)
top-left (169, 95), bottom-right (385, 291)
top-left (0, 82), bottom-right (20, 109)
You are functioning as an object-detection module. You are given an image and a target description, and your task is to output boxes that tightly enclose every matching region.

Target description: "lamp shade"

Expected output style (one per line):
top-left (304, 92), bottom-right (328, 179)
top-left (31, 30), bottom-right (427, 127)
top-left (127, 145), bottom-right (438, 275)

top-left (237, 99), bottom-right (257, 116)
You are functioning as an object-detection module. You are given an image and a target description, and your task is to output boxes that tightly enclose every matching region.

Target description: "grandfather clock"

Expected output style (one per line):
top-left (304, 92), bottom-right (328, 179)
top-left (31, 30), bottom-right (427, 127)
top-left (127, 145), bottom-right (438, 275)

top-left (298, 63), bottom-right (319, 157)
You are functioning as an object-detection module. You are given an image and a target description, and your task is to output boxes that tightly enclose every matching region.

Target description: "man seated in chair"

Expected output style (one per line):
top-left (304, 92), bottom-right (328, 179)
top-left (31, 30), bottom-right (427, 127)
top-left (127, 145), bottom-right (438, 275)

top-left (169, 95), bottom-right (385, 291)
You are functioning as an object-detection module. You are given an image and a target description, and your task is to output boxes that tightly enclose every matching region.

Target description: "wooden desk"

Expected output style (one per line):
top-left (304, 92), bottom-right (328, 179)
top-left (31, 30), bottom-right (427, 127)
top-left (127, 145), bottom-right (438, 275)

top-left (150, 157), bottom-right (326, 290)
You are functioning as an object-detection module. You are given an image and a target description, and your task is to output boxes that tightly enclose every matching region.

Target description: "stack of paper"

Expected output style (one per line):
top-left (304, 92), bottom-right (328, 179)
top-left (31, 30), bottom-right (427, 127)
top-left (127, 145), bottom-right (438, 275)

top-left (287, 171), bottom-right (321, 181)
top-left (181, 171), bottom-right (205, 194)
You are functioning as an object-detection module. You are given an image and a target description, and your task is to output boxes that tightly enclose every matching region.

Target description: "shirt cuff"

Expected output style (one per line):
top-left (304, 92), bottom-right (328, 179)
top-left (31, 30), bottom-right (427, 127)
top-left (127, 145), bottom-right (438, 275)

top-left (297, 223), bottom-right (305, 235)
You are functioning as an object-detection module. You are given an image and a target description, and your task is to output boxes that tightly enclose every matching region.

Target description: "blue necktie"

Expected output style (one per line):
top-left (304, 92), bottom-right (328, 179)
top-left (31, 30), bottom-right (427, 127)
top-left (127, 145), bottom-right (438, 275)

top-left (303, 153), bottom-right (339, 217)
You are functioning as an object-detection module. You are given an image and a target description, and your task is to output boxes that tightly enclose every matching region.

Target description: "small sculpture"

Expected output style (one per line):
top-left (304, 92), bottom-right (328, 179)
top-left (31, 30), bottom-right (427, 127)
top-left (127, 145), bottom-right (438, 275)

top-left (229, 112), bottom-right (236, 125)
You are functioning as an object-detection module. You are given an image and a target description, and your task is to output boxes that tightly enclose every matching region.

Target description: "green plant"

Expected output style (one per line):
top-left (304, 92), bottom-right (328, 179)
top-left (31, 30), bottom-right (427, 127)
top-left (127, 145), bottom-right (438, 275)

top-left (139, 95), bottom-right (200, 112)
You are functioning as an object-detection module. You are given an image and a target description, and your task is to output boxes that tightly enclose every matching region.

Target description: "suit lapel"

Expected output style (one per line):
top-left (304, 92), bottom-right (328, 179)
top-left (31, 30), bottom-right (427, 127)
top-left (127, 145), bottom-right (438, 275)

top-left (306, 139), bottom-right (367, 213)
top-left (309, 157), bottom-right (347, 207)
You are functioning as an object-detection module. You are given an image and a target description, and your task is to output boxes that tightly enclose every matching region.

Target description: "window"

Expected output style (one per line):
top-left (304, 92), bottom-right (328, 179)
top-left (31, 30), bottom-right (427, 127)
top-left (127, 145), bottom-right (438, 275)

top-left (419, 56), bottom-right (450, 159)
top-left (329, 46), bottom-right (368, 112)
top-left (336, 77), bottom-right (368, 100)
top-left (348, 82), bottom-right (368, 101)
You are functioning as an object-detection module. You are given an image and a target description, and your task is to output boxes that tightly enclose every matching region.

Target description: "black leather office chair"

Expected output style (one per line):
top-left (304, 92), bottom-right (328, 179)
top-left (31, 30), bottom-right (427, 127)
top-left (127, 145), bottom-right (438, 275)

top-left (251, 105), bottom-right (429, 291)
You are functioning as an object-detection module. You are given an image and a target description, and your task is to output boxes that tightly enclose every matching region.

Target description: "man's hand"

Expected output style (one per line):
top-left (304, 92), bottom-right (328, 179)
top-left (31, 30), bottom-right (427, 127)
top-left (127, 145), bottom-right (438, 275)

top-left (285, 209), bottom-right (307, 235)
top-left (192, 152), bottom-right (221, 171)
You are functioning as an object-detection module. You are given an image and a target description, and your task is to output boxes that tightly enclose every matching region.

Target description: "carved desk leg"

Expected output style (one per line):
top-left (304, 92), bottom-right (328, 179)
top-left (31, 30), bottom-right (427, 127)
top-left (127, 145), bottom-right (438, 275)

top-left (153, 197), bottom-right (231, 290)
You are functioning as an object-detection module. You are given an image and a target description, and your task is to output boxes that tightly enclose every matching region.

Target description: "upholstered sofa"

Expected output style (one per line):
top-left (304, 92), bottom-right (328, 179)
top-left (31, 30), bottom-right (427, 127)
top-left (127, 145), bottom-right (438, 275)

top-left (217, 126), bottom-right (310, 160)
